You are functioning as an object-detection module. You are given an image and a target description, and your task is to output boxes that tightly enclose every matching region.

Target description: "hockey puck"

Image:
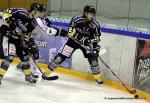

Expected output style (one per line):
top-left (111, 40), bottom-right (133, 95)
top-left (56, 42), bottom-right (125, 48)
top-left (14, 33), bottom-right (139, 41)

top-left (134, 95), bottom-right (139, 99)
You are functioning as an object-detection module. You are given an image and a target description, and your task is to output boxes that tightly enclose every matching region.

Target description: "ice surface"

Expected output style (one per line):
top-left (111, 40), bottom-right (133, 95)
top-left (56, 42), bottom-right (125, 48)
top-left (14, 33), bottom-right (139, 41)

top-left (0, 64), bottom-right (148, 103)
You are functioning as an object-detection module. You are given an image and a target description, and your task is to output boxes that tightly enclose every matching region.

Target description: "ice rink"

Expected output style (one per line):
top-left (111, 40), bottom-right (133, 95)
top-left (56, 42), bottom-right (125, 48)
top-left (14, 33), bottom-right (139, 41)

top-left (0, 64), bottom-right (148, 103)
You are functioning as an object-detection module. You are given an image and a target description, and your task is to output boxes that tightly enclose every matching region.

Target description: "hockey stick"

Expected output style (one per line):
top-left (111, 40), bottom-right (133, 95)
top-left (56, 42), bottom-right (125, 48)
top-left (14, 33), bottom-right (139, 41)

top-left (67, 36), bottom-right (136, 94)
top-left (29, 56), bottom-right (58, 80)
top-left (39, 25), bottom-right (135, 94)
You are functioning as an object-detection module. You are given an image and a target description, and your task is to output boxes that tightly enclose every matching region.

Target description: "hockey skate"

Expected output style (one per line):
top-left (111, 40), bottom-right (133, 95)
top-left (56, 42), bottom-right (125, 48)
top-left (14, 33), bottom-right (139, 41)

top-left (17, 64), bottom-right (39, 79)
top-left (95, 78), bottom-right (103, 86)
top-left (25, 75), bottom-right (37, 84)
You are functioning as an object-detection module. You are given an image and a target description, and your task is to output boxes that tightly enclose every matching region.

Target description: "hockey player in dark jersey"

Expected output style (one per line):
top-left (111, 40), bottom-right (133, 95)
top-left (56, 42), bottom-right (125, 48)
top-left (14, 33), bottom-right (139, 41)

top-left (2, 4), bottom-right (67, 82)
top-left (4, 6), bottom-right (41, 79)
top-left (0, 3), bottom-right (44, 84)
top-left (47, 5), bottom-right (103, 85)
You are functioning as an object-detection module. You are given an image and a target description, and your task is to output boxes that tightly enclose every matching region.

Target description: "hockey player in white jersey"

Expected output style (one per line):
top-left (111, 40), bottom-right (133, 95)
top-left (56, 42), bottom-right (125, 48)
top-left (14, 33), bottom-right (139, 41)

top-left (32, 4), bottom-right (67, 80)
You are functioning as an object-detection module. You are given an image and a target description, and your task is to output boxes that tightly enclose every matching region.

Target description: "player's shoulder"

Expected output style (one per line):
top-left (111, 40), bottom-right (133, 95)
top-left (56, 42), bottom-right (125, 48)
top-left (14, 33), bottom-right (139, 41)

top-left (36, 17), bottom-right (45, 24)
top-left (9, 8), bottom-right (27, 13)
top-left (11, 8), bottom-right (29, 16)
top-left (72, 15), bottom-right (84, 21)
top-left (91, 19), bottom-right (101, 28)
top-left (36, 17), bottom-right (42, 21)
top-left (92, 19), bottom-right (101, 26)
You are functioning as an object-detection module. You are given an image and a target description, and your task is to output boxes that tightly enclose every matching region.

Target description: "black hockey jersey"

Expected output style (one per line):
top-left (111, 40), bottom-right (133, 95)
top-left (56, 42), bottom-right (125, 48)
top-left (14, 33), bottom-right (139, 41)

top-left (70, 15), bottom-right (101, 39)
top-left (5, 8), bottom-right (29, 17)
top-left (5, 8), bottom-right (37, 35)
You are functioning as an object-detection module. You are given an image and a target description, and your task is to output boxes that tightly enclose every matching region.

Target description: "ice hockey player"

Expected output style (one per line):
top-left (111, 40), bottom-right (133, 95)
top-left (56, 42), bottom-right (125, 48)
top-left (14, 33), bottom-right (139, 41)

top-left (29, 4), bottom-right (68, 80)
top-left (47, 5), bottom-right (103, 85)
top-left (5, 6), bottom-right (42, 79)
top-left (0, 3), bottom-right (43, 84)
top-left (16, 4), bottom-right (67, 80)
top-left (32, 4), bottom-right (67, 38)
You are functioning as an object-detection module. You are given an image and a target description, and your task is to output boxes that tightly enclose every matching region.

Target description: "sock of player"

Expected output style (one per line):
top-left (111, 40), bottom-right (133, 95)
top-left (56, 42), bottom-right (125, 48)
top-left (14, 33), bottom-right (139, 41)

top-left (0, 59), bottom-right (10, 77)
top-left (21, 62), bottom-right (31, 76)
top-left (93, 74), bottom-right (101, 79)
top-left (23, 68), bottom-right (31, 76)
top-left (46, 60), bottom-right (59, 76)
top-left (43, 60), bottom-right (59, 77)
top-left (0, 68), bottom-right (7, 77)
top-left (93, 74), bottom-right (103, 84)
top-left (30, 59), bottom-right (38, 74)
top-left (0, 59), bottom-right (3, 63)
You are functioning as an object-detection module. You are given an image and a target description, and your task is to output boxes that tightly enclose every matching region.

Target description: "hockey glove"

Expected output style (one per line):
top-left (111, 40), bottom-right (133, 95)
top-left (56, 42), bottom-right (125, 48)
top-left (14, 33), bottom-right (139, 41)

top-left (68, 27), bottom-right (76, 38)
top-left (21, 35), bottom-right (29, 49)
top-left (93, 45), bottom-right (101, 57)
top-left (45, 18), bottom-right (51, 27)
top-left (82, 38), bottom-right (91, 46)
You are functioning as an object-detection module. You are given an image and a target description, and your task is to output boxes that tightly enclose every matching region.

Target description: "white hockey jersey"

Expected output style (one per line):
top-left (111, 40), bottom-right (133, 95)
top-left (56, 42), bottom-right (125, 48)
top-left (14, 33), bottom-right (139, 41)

top-left (32, 18), bottom-right (58, 37)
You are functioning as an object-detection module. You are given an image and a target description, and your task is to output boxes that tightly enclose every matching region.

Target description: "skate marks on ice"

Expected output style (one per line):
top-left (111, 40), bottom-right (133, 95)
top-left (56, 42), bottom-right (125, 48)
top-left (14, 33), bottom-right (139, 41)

top-left (0, 65), bottom-right (148, 103)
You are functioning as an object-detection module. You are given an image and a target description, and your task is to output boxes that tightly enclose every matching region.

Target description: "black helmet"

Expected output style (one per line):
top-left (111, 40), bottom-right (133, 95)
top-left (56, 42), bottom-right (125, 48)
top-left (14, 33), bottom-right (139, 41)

top-left (41, 4), bottom-right (46, 12)
top-left (30, 3), bottom-right (43, 12)
top-left (84, 5), bottom-right (96, 14)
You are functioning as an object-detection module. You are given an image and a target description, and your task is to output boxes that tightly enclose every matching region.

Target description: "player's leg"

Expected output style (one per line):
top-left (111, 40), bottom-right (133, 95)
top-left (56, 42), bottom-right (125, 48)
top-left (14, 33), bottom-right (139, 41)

top-left (81, 46), bottom-right (103, 85)
top-left (28, 37), bottom-right (39, 78)
top-left (87, 55), bottom-right (103, 85)
top-left (15, 41), bottom-right (36, 84)
top-left (21, 55), bottom-right (37, 84)
top-left (21, 60), bottom-right (36, 83)
top-left (47, 39), bottom-right (77, 76)
top-left (28, 37), bottom-right (60, 80)
top-left (0, 56), bottom-right (13, 84)
top-left (41, 53), bottom-right (66, 80)
top-left (0, 36), bottom-right (12, 84)
top-left (0, 34), bottom-right (4, 61)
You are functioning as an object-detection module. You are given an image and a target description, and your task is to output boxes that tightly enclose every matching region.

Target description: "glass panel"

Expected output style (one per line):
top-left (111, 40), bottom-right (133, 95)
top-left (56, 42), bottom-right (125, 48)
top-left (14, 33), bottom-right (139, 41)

top-left (47, 0), bottom-right (61, 18)
top-left (61, 0), bottom-right (97, 21)
top-left (96, 0), bottom-right (130, 28)
top-left (128, 0), bottom-right (150, 32)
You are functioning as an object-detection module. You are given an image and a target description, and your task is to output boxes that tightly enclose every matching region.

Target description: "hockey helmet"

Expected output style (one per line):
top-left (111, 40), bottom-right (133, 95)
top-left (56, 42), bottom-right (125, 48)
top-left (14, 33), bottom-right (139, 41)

top-left (30, 3), bottom-right (43, 12)
top-left (84, 5), bottom-right (96, 14)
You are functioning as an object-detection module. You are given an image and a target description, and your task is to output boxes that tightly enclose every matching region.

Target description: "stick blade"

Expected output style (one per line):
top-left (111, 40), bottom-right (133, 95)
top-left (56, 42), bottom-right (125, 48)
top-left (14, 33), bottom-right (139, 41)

top-left (42, 75), bottom-right (59, 80)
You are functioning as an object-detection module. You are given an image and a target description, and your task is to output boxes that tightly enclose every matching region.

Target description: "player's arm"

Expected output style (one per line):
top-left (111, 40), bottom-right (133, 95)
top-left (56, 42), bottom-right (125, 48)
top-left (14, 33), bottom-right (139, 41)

top-left (67, 16), bottom-right (77, 37)
top-left (44, 18), bottom-right (68, 36)
top-left (0, 24), bottom-right (16, 39)
top-left (0, 25), bottom-right (9, 36)
top-left (91, 24), bottom-right (101, 57)
top-left (36, 18), bottom-right (67, 37)
top-left (11, 13), bottom-right (32, 48)
top-left (11, 13), bottom-right (29, 35)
